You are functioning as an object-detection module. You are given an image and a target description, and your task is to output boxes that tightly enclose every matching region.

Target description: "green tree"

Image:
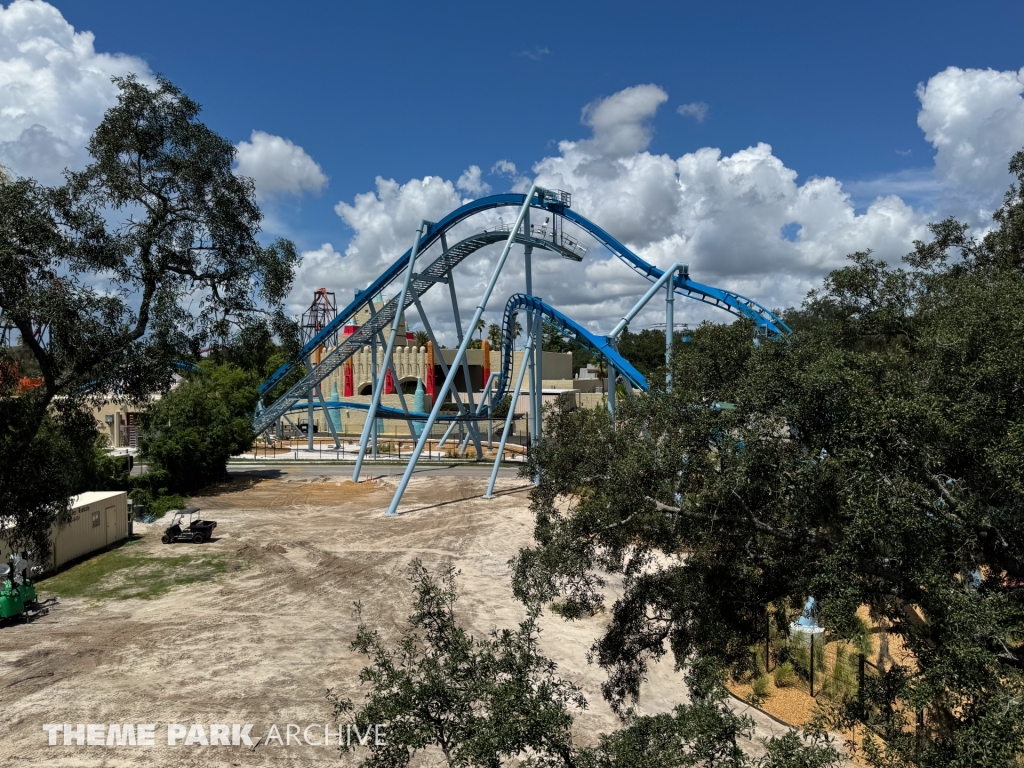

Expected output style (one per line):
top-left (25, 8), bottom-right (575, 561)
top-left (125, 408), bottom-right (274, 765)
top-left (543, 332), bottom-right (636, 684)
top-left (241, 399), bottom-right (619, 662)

top-left (578, 660), bottom-right (838, 768)
top-left (488, 323), bottom-right (503, 350)
top-left (616, 327), bottom-right (667, 380)
top-left (0, 74), bottom-right (297, 556)
top-left (414, 330), bottom-right (430, 348)
top-left (328, 560), bottom-right (584, 767)
top-left (474, 317), bottom-right (487, 342)
top-left (513, 153), bottom-right (1024, 768)
top-left (140, 362), bottom-right (259, 494)
top-left (329, 562), bottom-right (840, 768)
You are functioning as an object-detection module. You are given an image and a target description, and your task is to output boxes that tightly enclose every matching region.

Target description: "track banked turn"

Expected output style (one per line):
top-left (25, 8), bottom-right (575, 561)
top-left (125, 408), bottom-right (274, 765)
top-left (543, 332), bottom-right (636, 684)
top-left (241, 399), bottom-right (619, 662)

top-left (254, 191), bottom-right (786, 434)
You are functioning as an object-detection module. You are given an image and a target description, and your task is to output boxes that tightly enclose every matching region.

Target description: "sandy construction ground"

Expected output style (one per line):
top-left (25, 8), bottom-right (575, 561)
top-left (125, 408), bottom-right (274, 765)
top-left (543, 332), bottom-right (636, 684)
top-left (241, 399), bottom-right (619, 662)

top-left (0, 470), bottom-right (796, 767)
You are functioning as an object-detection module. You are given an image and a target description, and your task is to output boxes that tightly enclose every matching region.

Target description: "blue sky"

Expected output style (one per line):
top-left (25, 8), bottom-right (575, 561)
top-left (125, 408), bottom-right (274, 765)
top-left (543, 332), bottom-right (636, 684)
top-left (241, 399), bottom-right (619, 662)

top-left (51, 0), bottom-right (1024, 244)
top-left (3, 0), bottom-right (1024, 334)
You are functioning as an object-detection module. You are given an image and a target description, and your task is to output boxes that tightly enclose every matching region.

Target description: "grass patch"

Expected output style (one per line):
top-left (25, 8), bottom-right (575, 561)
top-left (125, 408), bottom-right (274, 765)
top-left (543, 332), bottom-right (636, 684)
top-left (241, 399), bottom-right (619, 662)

top-left (39, 540), bottom-right (231, 601)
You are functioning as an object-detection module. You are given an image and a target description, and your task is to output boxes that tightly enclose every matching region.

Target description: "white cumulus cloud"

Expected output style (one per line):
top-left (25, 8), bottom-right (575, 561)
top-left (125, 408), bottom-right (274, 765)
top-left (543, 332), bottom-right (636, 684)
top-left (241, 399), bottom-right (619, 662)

top-left (677, 101), bottom-right (709, 123)
top-left (916, 66), bottom-right (1024, 218)
top-left (577, 83), bottom-right (669, 161)
top-left (492, 159), bottom-right (517, 176)
top-left (456, 164), bottom-right (490, 196)
top-left (321, 79), bottom-right (966, 339)
top-left (0, 0), bottom-right (154, 182)
top-left (234, 130), bottom-right (327, 200)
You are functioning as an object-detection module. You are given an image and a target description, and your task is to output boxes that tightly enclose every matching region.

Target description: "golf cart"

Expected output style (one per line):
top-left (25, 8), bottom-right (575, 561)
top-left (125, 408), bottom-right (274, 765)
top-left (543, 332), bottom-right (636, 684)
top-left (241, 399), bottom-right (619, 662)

top-left (161, 507), bottom-right (217, 544)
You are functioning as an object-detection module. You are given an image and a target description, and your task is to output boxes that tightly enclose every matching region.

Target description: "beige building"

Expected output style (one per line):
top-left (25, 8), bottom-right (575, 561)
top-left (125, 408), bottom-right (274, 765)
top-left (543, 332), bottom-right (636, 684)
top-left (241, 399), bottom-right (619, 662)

top-left (91, 396), bottom-right (161, 449)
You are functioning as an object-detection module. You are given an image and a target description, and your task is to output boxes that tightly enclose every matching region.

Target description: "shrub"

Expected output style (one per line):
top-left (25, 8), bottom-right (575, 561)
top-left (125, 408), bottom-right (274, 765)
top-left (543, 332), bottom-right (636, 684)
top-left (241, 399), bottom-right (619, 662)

top-left (774, 661), bottom-right (797, 688)
top-left (748, 675), bottom-right (770, 706)
top-left (140, 362), bottom-right (258, 494)
top-left (148, 494), bottom-right (187, 520)
top-left (491, 394), bottom-right (512, 419)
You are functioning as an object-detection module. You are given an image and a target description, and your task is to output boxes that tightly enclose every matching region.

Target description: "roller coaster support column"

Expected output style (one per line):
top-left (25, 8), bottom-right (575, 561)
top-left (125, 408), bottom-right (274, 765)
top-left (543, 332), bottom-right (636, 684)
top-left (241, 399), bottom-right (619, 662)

top-left (607, 363), bottom-right (617, 423)
top-left (305, 359), bottom-right (341, 449)
top-left (411, 294), bottom-right (476, 448)
top-left (443, 245), bottom-right (483, 458)
top-left (307, 363), bottom-right (315, 452)
top-left (523, 210), bottom-right (538, 451)
top-left (371, 337), bottom-right (378, 458)
top-left (486, 328), bottom-right (536, 499)
top-left (354, 220), bottom-right (426, 482)
top-left (459, 371), bottom-right (499, 454)
top-left (608, 262), bottom-right (688, 394)
top-left (306, 393), bottom-right (314, 450)
top-left (533, 297), bottom-right (543, 451)
top-left (484, 372), bottom-right (497, 448)
top-left (387, 187), bottom-right (540, 515)
top-left (665, 270), bottom-right (675, 394)
top-left (368, 300), bottom-right (417, 440)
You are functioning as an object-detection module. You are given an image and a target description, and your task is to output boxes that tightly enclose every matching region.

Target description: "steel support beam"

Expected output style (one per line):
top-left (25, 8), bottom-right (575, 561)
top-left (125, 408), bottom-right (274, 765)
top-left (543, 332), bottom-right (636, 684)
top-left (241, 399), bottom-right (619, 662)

top-left (306, 359), bottom-right (341, 449)
top-left (387, 187), bottom-right (540, 515)
top-left (609, 262), bottom-right (689, 339)
top-left (411, 294), bottom-right (475, 449)
top-left (367, 300), bottom-right (417, 440)
top-left (666, 271), bottom-right (675, 393)
top-left (353, 221), bottom-right (426, 481)
top-left (445, 265), bottom-right (484, 458)
top-left (486, 327), bottom-right (536, 499)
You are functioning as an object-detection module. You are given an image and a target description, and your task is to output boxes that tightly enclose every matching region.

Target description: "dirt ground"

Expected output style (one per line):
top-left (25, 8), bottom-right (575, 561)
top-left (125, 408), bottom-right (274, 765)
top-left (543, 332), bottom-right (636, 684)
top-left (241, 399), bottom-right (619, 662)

top-left (0, 471), bottom-right (797, 766)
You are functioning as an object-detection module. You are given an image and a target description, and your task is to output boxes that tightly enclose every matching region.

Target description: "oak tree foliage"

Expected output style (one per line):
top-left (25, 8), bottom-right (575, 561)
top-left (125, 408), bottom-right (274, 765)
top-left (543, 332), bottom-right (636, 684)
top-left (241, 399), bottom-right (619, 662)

top-left (0, 75), bottom-right (299, 558)
top-left (330, 562), bottom-right (840, 768)
top-left (513, 152), bottom-right (1024, 768)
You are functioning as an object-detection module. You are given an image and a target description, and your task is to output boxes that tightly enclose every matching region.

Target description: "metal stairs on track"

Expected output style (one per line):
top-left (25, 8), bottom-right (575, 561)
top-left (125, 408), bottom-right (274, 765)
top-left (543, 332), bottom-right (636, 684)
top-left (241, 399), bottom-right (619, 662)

top-left (253, 229), bottom-right (562, 434)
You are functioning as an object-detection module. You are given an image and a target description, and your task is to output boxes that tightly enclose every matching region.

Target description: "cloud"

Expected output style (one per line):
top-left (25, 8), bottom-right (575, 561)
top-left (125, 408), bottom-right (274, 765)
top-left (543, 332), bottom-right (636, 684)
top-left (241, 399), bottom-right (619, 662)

top-left (915, 66), bottom-right (1024, 218)
top-left (845, 168), bottom-right (943, 209)
top-left (516, 46), bottom-right (550, 61)
top-left (577, 84), bottom-right (668, 160)
top-left (314, 67), bottom-right (1024, 343)
top-left (0, 0), bottom-right (154, 183)
top-left (286, 176), bottom-right (465, 317)
top-left (456, 165), bottom-right (491, 196)
top-left (677, 101), bottom-right (709, 123)
top-left (233, 130), bottom-right (327, 200)
top-left (491, 159), bottom-right (517, 176)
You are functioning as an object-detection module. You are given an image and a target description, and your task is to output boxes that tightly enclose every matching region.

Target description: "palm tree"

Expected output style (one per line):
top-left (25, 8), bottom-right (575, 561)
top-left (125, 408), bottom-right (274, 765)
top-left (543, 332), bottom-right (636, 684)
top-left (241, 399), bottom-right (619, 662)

top-left (473, 317), bottom-right (487, 342)
top-left (487, 323), bottom-right (502, 350)
top-left (512, 320), bottom-right (522, 351)
top-left (413, 330), bottom-right (430, 348)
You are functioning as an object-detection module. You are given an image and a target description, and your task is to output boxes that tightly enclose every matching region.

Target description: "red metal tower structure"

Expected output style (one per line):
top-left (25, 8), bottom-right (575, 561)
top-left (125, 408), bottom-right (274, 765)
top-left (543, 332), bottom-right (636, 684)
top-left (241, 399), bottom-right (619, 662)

top-left (300, 288), bottom-right (338, 365)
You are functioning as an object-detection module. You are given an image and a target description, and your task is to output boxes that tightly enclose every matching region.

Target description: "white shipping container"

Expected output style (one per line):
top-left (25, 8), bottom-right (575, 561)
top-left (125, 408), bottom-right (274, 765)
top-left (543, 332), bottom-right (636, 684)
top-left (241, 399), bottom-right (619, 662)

top-left (53, 491), bottom-right (129, 569)
top-left (0, 491), bottom-right (128, 571)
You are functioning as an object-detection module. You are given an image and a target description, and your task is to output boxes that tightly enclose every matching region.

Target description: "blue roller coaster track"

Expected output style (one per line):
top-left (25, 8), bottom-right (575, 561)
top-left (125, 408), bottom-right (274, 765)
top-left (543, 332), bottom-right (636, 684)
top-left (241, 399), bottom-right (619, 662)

top-left (254, 191), bottom-right (787, 435)
top-left (497, 294), bottom-right (648, 395)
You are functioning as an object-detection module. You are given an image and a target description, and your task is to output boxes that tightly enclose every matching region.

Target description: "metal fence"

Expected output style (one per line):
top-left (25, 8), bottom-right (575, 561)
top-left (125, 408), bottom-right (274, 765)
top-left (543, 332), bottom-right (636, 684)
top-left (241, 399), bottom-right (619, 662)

top-left (757, 627), bottom-right (928, 748)
top-left (761, 630), bottom-right (860, 700)
top-left (245, 438), bottom-right (526, 464)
